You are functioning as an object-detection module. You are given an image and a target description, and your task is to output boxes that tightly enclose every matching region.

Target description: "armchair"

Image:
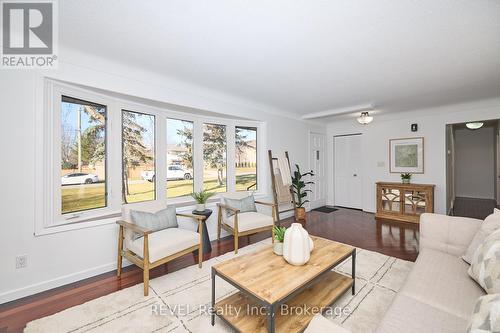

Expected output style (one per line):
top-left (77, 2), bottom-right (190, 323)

top-left (217, 193), bottom-right (277, 254)
top-left (117, 201), bottom-right (206, 296)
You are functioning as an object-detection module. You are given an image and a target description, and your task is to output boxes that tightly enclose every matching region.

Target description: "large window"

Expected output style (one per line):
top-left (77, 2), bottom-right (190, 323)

top-left (236, 126), bottom-right (257, 191)
top-left (60, 96), bottom-right (107, 214)
top-left (166, 118), bottom-right (194, 198)
top-left (122, 110), bottom-right (156, 203)
top-left (43, 81), bottom-right (264, 233)
top-left (203, 123), bottom-right (227, 193)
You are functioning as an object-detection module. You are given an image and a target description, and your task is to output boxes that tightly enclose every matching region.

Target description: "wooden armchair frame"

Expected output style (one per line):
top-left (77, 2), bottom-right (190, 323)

top-left (217, 200), bottom-right (277, 254)
top-left (116, 213), bottom-right (206, 296)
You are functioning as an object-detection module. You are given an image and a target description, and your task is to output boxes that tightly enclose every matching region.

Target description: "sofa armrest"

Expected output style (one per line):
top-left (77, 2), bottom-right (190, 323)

top-left (419, 213), bottom-right (482, 256)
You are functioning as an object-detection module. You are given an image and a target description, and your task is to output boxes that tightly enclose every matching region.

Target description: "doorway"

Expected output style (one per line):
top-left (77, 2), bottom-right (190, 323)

top-left (309, 132), bottom-right (326, 209)
top-left (334, 134), bottom-right (363, 209)
top-left (446, 120), bottom-right (499, 219)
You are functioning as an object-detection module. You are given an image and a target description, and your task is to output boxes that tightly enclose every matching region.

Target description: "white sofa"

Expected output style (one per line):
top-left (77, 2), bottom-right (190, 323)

top-left (376, 213), bottom-right (484, 333)
top-left (306, 213), bottom-right (485, 333)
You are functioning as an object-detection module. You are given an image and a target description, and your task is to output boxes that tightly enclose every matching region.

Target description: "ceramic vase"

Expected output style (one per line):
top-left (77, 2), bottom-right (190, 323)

top-left (283, 223), bottom-right (313, 265)
top-left (273, 242), bottom-right (283, 255)
top-left (196, 203), bottom-right (205, 212)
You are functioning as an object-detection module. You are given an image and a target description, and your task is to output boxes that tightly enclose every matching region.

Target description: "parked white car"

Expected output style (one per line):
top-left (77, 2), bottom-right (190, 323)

top-left (61, 173), bottom-right (99, 185)
top-left (141, 165), bottom-right (192, 182)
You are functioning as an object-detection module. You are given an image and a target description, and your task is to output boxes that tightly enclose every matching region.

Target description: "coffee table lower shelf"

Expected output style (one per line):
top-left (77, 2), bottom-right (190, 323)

top-left (214, 271), bottom-right (353, 333)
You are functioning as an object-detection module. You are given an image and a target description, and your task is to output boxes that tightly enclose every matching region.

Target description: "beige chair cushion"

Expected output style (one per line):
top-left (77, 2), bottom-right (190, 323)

top-left (225, 211), bottom-right (273, 232)
top-left (375, 294), bottom-right (467, 333)
top-left (304, 315), bottom-right (350, 333)
top-left (128, 228), bottom-right (199, 263)
top-left (400, 248), bottom-right (485, 319)
top-left (468, 229), bottom-right (500, 294)
top-left (463, 210), bottom-right (500, 264)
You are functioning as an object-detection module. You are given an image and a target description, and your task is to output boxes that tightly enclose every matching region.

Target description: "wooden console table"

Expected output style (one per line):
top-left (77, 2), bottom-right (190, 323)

top-left (375, 182), bottom-right (435, 223)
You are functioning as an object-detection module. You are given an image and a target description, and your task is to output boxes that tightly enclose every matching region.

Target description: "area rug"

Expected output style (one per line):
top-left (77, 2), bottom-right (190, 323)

top-left (25, 239), bottom-right (414, 333)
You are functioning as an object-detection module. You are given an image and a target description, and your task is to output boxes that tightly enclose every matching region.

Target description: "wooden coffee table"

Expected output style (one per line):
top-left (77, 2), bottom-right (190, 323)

top-left (211, 236), bottom-right (356, 333)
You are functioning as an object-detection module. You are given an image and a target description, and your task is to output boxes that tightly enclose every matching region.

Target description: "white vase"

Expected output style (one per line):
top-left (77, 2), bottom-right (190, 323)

top-left (283, 223), bottom-right (313, 266)
top-left (196, 203), bottom-right (205, 212)
top-left (273, 242), bottom-right (283, 255)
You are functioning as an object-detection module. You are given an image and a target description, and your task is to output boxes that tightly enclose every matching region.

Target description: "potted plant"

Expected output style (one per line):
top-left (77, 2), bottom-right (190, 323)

top-left (273, 226), bottom-right (286, 255)
top-left (191, 190), bottom-right (215, 212)
top-left (401, 173), bottom-right (412, 184)
top-left (291, 164), bottom-right (314, 222)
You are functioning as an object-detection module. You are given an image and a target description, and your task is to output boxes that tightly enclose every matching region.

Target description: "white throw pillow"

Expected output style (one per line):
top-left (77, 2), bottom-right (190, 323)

top-left (468, 229), bottom-right (500, 294)
top-left (463, 210), bottom-right (500, 264)
top-left (466, 294), bottom-right (500, 333)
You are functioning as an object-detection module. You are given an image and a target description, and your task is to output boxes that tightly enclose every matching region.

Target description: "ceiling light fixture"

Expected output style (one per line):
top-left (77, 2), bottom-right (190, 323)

top-left (357, 112), bottom-right (373, 125)
top-left (466, 122), bottom-right (484, 130)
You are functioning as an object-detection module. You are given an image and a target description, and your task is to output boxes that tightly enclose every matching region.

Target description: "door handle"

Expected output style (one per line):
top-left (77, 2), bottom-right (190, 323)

top-left (353, 174), bottom-right (357, 177)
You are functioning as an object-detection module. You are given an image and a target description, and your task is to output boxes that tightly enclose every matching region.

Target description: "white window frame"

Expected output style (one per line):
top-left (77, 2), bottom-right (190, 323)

top-left (36, 79), bottom-right (265, 235)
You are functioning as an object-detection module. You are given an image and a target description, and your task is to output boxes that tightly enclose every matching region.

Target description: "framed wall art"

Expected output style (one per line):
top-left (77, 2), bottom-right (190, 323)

top-left (389, 137), bottom-right (424, 173)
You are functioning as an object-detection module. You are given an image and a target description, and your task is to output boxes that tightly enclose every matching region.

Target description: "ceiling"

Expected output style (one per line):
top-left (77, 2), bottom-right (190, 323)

top-left (60, 0), bottom-right (500, 118)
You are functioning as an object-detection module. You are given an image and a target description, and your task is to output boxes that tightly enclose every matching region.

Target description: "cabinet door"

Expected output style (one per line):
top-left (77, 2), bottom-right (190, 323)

top-left (403, 190), bottom-right (427, 216)
top-left (379, 187), bottom-right (401, 214)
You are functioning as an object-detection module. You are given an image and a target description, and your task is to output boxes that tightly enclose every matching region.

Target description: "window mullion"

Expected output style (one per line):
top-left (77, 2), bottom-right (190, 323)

top-left (156, 114), bottom-right (167, 202)
top-left (193, 119), bottom-right (203, 192)
top-left (108, 101), bottom-right (122, 211)
top-left (227, 125), bottom-right (236, 193)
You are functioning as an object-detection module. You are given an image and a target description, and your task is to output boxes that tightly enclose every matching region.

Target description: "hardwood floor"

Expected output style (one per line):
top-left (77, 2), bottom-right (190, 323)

top-left (0, 208), bottom-right (419, 333)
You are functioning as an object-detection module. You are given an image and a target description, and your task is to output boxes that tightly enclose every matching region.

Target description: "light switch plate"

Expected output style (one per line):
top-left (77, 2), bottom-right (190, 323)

top-left (377, 161), bottom-right (385, 167)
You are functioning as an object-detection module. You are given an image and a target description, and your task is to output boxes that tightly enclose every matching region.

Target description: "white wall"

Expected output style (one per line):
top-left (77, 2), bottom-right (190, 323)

top-left (454, 126), bottom-right (496, 199)
top-left (326, 98), bottom-right (500, 214)
top-left (0, 47), bottom-right (325, 303)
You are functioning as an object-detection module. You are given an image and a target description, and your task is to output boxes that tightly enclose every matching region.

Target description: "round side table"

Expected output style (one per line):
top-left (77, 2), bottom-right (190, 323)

top-left (192, 209), bottom-right (212, 254)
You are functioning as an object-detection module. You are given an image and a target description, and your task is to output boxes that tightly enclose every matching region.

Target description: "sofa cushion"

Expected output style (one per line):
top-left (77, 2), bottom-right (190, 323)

top-left (225, 211), bottom-right (273, 232)
top-left (399, 248), bottom-right (485, 319)
top-left (468, 229), bottom-right (500, 294)
top-left (130, 207), bottom-right (178, 240)
top-left (466, 294), bottom-right (500, 333)
top-left (128, 228), bottom-right (199, 263)
top-left (375, 294), bottom-right (467, 333)
top-left (463, 210), bottom-right (500, 264)
top-left (419, 213), bottom-right (482, 257)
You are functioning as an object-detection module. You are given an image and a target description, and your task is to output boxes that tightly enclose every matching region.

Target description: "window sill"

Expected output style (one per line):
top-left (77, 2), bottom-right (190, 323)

top-left (35, 214), bottom-right (119, 236)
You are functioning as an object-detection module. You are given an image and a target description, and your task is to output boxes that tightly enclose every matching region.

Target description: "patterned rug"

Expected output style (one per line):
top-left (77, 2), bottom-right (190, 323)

top-left (25, 239), bottom-right (414, 333)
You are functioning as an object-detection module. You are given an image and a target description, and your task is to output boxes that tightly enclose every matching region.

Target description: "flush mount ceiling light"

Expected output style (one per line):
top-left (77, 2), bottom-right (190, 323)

top-left (357, 111), bottom-right (373, 125)
top-left (466, 122), bottom-right (484, 130)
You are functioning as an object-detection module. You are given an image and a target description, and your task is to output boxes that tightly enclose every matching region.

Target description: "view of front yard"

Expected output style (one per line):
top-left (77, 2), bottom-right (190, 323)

top-left (62, 167), bottom-right (257, 214)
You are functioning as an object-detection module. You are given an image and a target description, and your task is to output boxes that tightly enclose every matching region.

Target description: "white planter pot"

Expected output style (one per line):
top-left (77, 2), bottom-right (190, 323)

top-left (283, 223), bottom-right (314, 266)
top-left (195, 203), bottom-right (206, 212)
top-left (273, 242), bottom-right (283, 255)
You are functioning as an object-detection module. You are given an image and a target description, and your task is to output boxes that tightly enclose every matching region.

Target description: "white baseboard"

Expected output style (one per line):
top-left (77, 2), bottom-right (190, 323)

top-left (0, 261), bottom-right (132, 305)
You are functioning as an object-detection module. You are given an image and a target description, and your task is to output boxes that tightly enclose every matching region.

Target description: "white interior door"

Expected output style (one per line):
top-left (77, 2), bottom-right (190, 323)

top-left (309, 133), bottom-right (326, 209)
top-left (334, 134), bottom-right (362, 209)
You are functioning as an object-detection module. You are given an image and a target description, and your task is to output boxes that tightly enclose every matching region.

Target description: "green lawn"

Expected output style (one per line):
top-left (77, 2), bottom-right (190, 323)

top-left (62, 171), bottom-right (257, 214)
